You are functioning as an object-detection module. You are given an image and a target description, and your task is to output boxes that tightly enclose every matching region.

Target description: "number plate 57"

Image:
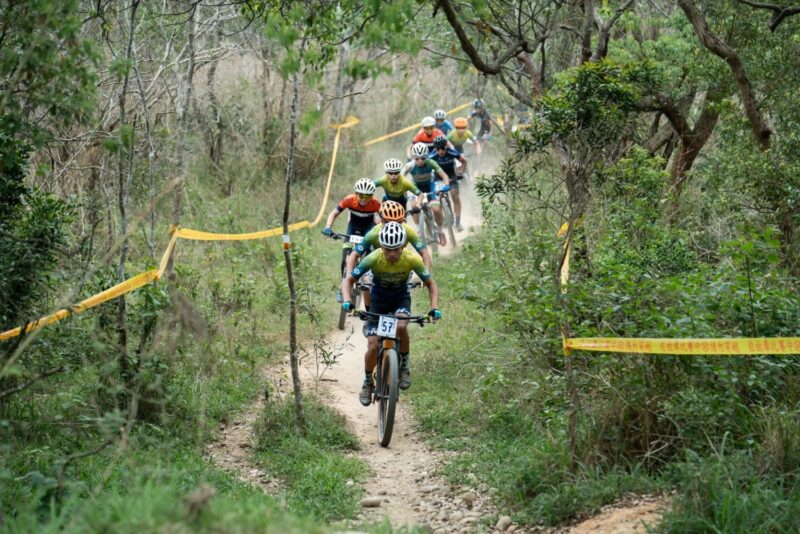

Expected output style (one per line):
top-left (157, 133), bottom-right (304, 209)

top-left (377, 316), bottom-right (398, 338)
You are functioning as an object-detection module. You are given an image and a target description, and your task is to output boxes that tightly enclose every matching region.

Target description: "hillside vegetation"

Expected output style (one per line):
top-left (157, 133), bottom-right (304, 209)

top-left (3, 1), bottom-right (800, 533)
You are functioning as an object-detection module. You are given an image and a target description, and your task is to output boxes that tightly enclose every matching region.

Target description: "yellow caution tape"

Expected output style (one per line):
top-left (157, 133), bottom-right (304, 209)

top-left (0, 270), bottom-right (158, 341)
top-left (0, 116), bottom-right (362, 342)
top-left (363, 102), bottom-right (472, 147)
top-left (564, 337), bottom-right (800, 355)
top-left (174, 221), bottom-right (310, 241)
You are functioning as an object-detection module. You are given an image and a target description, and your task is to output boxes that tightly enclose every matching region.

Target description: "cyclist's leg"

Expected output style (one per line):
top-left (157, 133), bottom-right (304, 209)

top-left (360, 311), bottom-right (380, 405)
top-left (392, 299), bottom-right (412, 389)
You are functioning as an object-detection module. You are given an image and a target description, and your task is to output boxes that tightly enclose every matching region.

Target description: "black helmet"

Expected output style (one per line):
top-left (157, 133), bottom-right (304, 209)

top-left (433, 135), bottom-right (447, 149)
top-left (473, 98), bottom-right (484, 108)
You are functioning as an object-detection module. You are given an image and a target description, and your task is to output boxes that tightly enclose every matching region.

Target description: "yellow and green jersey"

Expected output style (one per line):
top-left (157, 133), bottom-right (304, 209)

top-left (354, 223), bottom-right (426, 256)
top-left (352, 248), bottom-right (431, 300)
top-left (447, 128), bottom-right (476, 150)
top-left (374, 175), bottom-right (421, 201)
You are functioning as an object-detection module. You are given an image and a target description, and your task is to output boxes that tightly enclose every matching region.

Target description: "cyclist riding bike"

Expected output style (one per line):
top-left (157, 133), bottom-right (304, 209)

top-left (433, 109), bottom-right (453, 136)
top-left (323, 178), bottom-right (381, 301)
top-left (407, 116), bottom-right (446, 158)
top-left (373, 158), bottom-right (423, 210)
top-left (345, 200), bottom-right (433, 277)
top-left (341, 222), bottom-right (441, 404)
top-left (402, 142), bottom-right (451, 245)
top-left (428, 136), bottom-right (467, 232)
top-left (447, 117), bottom-right (480, 155)
top-left (470, 98), bottom-right (493, 142)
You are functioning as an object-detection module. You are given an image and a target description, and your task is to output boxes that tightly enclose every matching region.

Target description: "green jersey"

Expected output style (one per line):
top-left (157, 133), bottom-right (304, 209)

top-left (354, 223), bottom-right (426, 256)
top-left (352, 248), bottom-right (431, 300)
top-left (447, 128), bottom-right (476, 146)
top-left (374, 175), bottom-right (421, 200)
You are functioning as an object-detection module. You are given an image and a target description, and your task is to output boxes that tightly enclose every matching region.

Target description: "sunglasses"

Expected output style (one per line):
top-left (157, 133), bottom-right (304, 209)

top-left (414, 157), bottom-right (426, 162)
top-left (387, 171), bottom-right (400, 176)
top-left (357, 193), bottom-right (372, 200)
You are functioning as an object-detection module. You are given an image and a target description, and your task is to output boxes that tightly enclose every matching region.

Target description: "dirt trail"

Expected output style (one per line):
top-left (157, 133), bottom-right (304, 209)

top-left (562, 496), bottom-right (668, 534)
top-left (309, 184), bottom-right (492, 532)
top-left (206, 367), bottom-right (283, 494)
top-left (207, 173), bottom-right (668, 533)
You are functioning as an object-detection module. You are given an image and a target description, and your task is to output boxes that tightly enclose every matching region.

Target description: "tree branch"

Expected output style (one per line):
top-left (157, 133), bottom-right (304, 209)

top-left (437, 0), bottom-right (506, 74)
top-left (678, 0), bottom-right (772, 149)
top-left (591, 0), bottom-right (636, 61)
top-left (0, 366), bottom-right (65, 401)
top-left (737, 0), bottom-right (800, 31)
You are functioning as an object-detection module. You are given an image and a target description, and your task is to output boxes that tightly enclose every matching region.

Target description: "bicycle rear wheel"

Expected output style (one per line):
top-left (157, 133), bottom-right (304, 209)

top-left (421, 209), bottom-right (438, 255)
top-left (378, 347), bottom-right (399, 447)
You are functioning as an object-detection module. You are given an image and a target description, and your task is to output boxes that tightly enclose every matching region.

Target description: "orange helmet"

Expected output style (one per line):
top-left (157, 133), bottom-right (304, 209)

top-left (454, 117), bottom-right (468, 128)
top-left (379, 200), bottom-right (405, 222)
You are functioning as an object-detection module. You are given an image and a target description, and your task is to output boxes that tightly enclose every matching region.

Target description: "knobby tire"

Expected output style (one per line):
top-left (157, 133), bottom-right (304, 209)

top-left (378, 347), bottom-right (399, 447)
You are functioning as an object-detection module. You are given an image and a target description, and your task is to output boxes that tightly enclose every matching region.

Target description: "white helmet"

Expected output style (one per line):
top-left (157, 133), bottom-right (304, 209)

top-left (379, 221), bottom-right (406, 249)
top-left (411, 142), bottom-right (429, 158)
top-left (433, 109), bottom-right (446, 119)
top-left (384, 158), bottom-right (403, 173)
top-left (420, 116), bottom-right (435, 128)
top-left (353, 178), bottom-right (375, 195)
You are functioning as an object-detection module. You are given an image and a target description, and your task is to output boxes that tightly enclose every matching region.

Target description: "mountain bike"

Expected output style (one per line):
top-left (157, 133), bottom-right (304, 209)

top-left (357, 308), bottom-right (430, 446)
top-left (413, 194), bottom-right (442, 255)
top-left (324, 231), bottom-right (368, 330)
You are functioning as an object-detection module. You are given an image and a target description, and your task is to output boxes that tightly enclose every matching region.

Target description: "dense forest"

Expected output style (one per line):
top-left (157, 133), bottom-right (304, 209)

top-left (3, 1), bottom-right (800, 532)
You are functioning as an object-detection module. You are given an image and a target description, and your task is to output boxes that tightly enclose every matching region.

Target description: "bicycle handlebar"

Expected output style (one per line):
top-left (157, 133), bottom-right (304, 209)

top-left (356, 310), bottom-right (431, 326)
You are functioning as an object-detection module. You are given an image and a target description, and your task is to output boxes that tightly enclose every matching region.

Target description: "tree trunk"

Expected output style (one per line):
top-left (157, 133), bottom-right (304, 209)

top-left (167, 5), bottom-right (197, 282)
top-left (668, 91), bottom-right (722, 201)
top-left (117, 0), bottom-right (140, 399)
top-left (207, 26), bottom-right (224, 192)
top-left (281, 55), bottom-right (305, 431)
top-left (678, 0), bottom-right (772, 149)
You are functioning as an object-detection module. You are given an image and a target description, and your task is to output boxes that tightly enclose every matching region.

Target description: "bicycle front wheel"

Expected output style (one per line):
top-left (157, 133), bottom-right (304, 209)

top-left (378, 347), bottom-right (399, 447)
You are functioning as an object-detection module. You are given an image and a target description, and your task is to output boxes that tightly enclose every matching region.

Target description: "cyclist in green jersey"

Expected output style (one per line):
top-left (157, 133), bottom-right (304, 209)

top-left (447, 117), bottom-right (480, 155)
top-left (344, 200), bottom-right (432, 277)
top-left (373, 158), bottom-right (423, 211)
top-left (403, 142), bottom-right (451, 243)
top-left (341, 222), bottom-right (441, 402)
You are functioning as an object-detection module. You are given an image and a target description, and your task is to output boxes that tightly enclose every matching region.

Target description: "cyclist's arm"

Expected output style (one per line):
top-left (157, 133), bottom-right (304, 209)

top-left (344, 253), bottom-right (373, 304)
top-left (420, 248), bottom-right (432, 271)
top-left (427, 160), bottom-right (449, 186)
top-left (401, 161), bottom-right (413, 177)
top-left (341, 273), bottom-right (355, 305)
top-left (324, 207), bottom-right (341, 228)
top-left (401, 177), bottom-right (421, 196)
top-left (457, 153), bottom-right (468, 174)
top-left (345, 250), bottom-right (360, 275)
top-left (423, 277), bottom-right (439, 310)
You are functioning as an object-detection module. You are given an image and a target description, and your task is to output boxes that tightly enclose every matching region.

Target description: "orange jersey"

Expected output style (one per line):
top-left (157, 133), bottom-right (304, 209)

top-left (412, 128), bottom-right (446, 145)
top-left (336, 194), bottom-right (381, 231)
